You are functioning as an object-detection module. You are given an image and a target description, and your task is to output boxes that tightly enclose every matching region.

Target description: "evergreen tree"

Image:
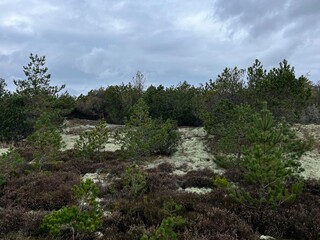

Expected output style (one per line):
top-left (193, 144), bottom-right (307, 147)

top-left (13, 54), bottom-right (66, 132)
top-left (222, 103), bottom-right (312, 207)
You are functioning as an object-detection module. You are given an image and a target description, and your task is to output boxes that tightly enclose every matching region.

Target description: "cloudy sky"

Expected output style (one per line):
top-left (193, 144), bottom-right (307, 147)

top-left (0, 0), bottom-right (319, 95)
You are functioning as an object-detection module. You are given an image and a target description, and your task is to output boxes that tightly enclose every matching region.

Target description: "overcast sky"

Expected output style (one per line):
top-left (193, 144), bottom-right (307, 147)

top-left (0, 0), bottom-right (319, 95)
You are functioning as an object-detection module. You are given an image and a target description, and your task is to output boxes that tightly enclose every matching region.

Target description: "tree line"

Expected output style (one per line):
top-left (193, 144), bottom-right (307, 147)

top-left (0, 53), bottom-right (319, 142)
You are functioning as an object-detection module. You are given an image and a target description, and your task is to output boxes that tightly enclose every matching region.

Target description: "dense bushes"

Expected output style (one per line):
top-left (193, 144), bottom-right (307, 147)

top-left (116, 99), bottom-right (181, 160)
top-left (0, 94), bottom-right (30, 141)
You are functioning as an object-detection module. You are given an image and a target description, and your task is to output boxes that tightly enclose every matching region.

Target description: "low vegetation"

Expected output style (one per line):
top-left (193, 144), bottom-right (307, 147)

top-left (0, 54), bottom-right (320, 239)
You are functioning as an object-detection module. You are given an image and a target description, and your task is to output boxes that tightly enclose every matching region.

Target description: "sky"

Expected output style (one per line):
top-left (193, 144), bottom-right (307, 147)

top-left (0, 0), bottom-right (319, 95)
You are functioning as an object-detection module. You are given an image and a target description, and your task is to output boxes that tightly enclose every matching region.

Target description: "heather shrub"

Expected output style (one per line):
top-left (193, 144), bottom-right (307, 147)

top-left (0, 207), bottom-right (24, 235)
top-left (148, 172), bottom-right (178, 192)
top-left (74, 118), bottom-right (109, 160)
top-left (184, 207), bottom-right (256, 240)
top-left (21, 210), bottom-right (47, 236)
top-left (156, 162), bottom-right (174, 173)
top-left (0, 171), bottom-right (79, 210)
top-left (181, 170), bottom-right (215, 189)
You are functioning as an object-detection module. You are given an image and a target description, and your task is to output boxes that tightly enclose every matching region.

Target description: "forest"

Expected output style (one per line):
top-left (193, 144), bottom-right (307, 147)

top-left (0, 54), bottom-right (320, 240)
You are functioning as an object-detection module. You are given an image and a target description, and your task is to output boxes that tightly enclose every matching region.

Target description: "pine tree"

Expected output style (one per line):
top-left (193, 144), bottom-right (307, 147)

top-left (239, 103), bottom-right (311, 207)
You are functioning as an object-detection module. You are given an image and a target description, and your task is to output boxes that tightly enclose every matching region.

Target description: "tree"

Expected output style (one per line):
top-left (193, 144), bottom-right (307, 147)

top-left (204, 103), bottom-right (256, 168)
top-left (42, 179), bottom-right (102, 239)
top-left (203, 67), bottom-right (246, 112)
top-left (13, 53), bottom-right (66, 131)
top-left (132, 70), bottom-right (145, 94)
top-left (74, 119), bottom-right (109, 161)
top-left (115, 99), bottom-right (180, 160)
top-left (143, 82), bottom-right (202, 126)
top-left (14, 53), bottom-right (65, 96)
top-left (215, 103), bottom-right (312, 208)
top-left (0, 78), bottom-right (8, 97)
top-left (247, 59), bottom-right (311, 122)
top-left (26, 113), bottom-right (65, 169)
top-left (0, 94), bottom-right (29, 141)
top-left (201, 67), bottom-right (247, 136)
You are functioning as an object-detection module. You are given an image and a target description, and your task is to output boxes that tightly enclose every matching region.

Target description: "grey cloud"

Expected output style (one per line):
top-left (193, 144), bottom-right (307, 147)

top-left (0, 0), bottom-right (319, 95)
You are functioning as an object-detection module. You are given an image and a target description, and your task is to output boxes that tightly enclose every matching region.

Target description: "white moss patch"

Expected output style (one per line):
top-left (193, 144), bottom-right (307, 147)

top-left (0, 148), bottom-right (9, 155)
top-left (145, 127), bottom-right (224, 175)
top-left (181, 187), bottom-right (212, 194)
top-left (294, 124), bottom-right (320, 180)
top-left (60, 120), bottom-right (123, 152)
top-left (82, 172), bottom-right (110, 187)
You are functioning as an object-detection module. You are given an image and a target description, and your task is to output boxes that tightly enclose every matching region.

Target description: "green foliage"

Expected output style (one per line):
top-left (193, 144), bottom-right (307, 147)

top-left (0, 147), bottom-right (24, 189)
top-left (0, 173), bottom-right (8, 190)
top-left (122, 164), bottom-right (148, 197)
top-left (213, 176), bottom-right (230, 189)
top-left (74, 84), bottom-right (140, 123)
top-left (13, 53), bottom-right (66, 134)
top-left (161, 198), bottom-right (183, 218)
top-left (41, 179), bottom-right (102, 238)
top-left (142, 199), bottom-right (185, 240)
top-left (14, 53), bottom-right (65, 97)
top-left (0, 94), bottom-right (30, 141)
top-left (116, 99), bottom-right (180, 160)
top-left (74, 119), bottom-right (109, 160)
top-left (0, 78), bottom-right (8, 97)
top-left (72, 179), bottom-right (101, 208)
top-left (26, 113), bottom-right (65, 168)
top-left (143, 81), bottom-right (202, 126)
top-left (203, 102), bottom-right (256, 166)
top-left (0, 147), bottom-right (24, 170)
top-left (53, 92), bottom-right (76, 117)
top-left (202, 67), bottom-right (246, 116)
top-left (141, 216), bottom-right (185, 240)
top-left (215, 104), bottom-right (312, 208)
top-left (247, 59), bottom-right (311, 122)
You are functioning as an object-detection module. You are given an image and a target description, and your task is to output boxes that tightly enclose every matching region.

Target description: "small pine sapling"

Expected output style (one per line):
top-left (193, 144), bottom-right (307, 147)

top-left (41, 179), bottom-right (102, 239)
top-left (26, 113), bottom-right (65, 169)
top-left (74, 119), bottom-right (109, 160)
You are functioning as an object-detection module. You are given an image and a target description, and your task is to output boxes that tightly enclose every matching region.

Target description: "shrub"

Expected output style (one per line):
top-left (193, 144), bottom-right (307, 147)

top-left (183, 207), bottom-right (256, 240)
top-left (0, 171), bottom-right (79, 210)
top-left (141, 216), bottom-right (185, 240)
top-left (0, 207), bottom-right (24, 235)
top-left (122, 164), bottom-right (148, 197)
top-left (116, 99), bottom-right (180, 160)
top-left (215, 103), bottom-right (312, 208)
top-left (203, 102), bottom-right (256, 167)
top-left (26, 113), bottom-right (65, 169)
top-left (74, 119), bottom-right (109, 160)
top-left (0, 147), bottom-right (24, 189)
top-left (41, 179), bottom-right (102, 239)
top-left (0, 146), bottom-right (24, 170)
